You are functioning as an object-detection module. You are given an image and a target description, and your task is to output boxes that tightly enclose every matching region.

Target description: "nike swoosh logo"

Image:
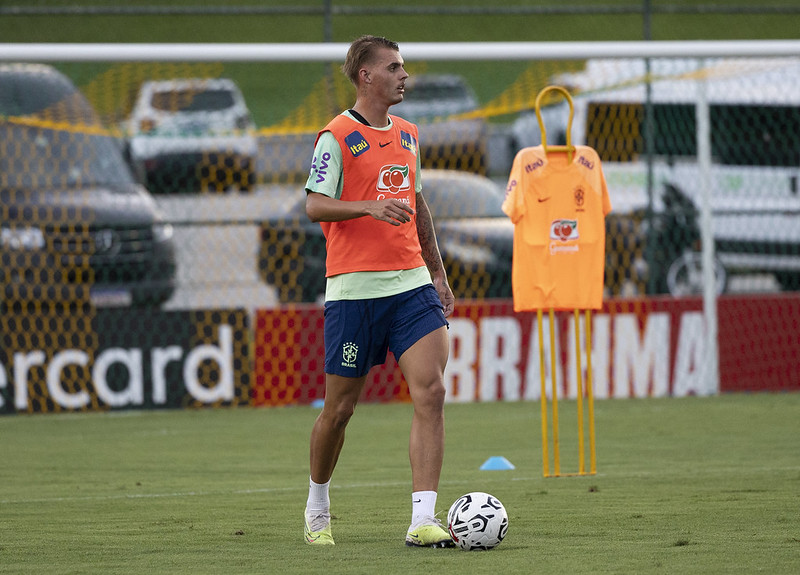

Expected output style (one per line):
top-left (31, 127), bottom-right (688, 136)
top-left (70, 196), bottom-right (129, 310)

top-left (379, 141), bottom-right (391, 148)
top-left (413, 499), bottom-right (422, 503)
top-left (538, 197), bottom-right (549, 202)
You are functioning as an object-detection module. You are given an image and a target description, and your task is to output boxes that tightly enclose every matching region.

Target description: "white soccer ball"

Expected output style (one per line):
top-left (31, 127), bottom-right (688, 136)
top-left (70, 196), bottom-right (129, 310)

top-left (447, 491), bottom-right (509, 551)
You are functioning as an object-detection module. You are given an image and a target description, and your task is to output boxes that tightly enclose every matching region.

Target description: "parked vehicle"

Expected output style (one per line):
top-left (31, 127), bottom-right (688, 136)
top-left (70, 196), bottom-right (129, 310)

top-left (393, 74), bottom-right (488, 175)
top-left (259, 170), bottom-right (513, 303)
top-left (512, 58), bottom-right (800, 294)
top-left (422, 170), bottom-right (513, 298)
top-left (1, 63), bottom-right (177, 309)
top-left (605, 184), bottom-right (728, 296)
top-left (126, 78), bottom-right (258, 194)
top-left (392, 74), bottom-right (480, 123)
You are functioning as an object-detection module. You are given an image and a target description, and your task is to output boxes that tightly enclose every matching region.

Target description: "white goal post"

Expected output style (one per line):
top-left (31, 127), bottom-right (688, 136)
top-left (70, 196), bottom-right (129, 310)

top-left (1, 39), bottom-right (800, 62)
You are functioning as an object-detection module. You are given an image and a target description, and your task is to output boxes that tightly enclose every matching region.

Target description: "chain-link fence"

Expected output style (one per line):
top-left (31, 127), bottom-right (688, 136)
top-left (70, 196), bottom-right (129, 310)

top-left (2, 41), bottom-right (799, 411)
top-left (8, 54), bottom-right (794, 306)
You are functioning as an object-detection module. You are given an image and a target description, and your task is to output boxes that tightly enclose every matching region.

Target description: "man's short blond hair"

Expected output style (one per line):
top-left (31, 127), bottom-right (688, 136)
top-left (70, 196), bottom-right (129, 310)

top-left (341, 35), bottom-right (400, 86)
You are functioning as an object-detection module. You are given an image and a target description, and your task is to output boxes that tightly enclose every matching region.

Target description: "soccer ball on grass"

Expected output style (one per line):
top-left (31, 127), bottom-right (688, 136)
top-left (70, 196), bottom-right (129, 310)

top-left (447, 491), bottom-right (508, 551)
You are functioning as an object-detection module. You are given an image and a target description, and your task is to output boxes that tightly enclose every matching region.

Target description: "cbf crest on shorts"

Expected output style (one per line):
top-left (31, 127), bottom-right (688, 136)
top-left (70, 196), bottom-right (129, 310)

top-left (341, 341), bottom-right (358, 369)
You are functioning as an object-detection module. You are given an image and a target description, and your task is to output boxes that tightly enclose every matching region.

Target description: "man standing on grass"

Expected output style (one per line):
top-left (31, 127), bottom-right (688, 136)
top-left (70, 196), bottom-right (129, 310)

top-left (302, 34), bottom-right (455, 548)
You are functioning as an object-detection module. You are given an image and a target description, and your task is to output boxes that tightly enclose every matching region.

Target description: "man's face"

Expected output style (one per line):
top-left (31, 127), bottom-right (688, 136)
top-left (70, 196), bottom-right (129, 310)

top-left (364, 47), bottom-right (409, 107)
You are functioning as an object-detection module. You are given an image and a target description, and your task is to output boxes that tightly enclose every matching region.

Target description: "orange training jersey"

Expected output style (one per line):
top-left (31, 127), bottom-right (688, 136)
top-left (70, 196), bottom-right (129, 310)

top-left (316, 114), bottom-right (426, 277)
top-left (502, 145), bottom-right (612, 311)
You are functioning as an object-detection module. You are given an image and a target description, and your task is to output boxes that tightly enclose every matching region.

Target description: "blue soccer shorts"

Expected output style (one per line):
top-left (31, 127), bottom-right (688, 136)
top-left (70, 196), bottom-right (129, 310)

top-left (323, 284), bottom-right (448, 378)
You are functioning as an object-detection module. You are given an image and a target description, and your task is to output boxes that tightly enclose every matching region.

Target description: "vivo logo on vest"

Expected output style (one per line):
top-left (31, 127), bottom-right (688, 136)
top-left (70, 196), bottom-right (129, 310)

top-left (312, 151), bottom-right (331, 184)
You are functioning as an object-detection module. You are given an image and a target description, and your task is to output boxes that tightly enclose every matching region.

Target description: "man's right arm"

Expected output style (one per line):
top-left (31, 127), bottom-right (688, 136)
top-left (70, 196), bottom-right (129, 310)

top-left (306, 192), bottom-right (414, 225)
top-left (305, 131), bottom-right (414, 226)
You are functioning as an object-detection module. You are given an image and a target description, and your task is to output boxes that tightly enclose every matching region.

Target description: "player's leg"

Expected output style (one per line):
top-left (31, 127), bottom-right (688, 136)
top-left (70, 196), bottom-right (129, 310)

top-left (305, 373), bottom-right (367, 545)
top-left (399, 326), bottom-right (452, 547)
top-left (398, 323), bottom-right (453, 547)
top-left (389, 285), bottom-right (450, 495)
top-left (309, 373), bottom-right (368, 484)
top-left (398, 325), bottom-right (448, 493)
top-left (306, 296), bottom-right (384, 545)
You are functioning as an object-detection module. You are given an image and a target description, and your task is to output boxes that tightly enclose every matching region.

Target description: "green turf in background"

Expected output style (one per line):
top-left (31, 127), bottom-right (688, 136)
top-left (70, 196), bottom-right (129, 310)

top-left (1, 394), bottom-right (798, 574)
top-left (1, 1), bottom-right (799, 127)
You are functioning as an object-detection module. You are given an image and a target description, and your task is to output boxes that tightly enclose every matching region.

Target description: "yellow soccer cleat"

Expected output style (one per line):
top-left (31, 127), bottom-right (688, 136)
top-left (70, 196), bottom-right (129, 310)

top-left (405, 518), bottom-right (455, 548)
top-left (304, 510), bottom-right (334, 546)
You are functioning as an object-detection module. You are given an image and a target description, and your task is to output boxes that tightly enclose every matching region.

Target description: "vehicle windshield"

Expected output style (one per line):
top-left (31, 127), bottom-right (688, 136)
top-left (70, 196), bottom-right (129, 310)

top-left (0, 120), bottom-right (136, 189)
top-left (423, 178), bottom-right (506, 219)
top-left (406, 82), bottom-right (469, 102)
top-left (0, 70), bottom-right (101, 125)
top-left (150, 89), bottom-right (236, 112)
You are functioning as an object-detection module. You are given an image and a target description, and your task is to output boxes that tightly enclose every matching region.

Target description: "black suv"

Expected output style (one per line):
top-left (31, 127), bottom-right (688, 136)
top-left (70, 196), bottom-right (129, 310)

top-left (1, 63), bottom-right (176, 309)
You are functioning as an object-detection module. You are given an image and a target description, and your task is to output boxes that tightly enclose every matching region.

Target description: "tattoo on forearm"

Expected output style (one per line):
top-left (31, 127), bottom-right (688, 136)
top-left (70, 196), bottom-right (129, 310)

top-left (416, 194), bottom-right (444, 274)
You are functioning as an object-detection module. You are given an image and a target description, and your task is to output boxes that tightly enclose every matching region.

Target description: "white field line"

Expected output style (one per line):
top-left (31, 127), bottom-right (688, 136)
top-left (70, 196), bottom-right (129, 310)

top-left (4, 465), bottom-right (797, 506)
top-left (0, 478), bottom-right (491, 506)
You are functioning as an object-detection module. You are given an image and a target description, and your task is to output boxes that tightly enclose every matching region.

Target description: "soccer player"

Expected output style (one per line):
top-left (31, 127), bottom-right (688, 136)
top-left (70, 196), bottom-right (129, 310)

top-left (302, 35), bottom-right (455, 548)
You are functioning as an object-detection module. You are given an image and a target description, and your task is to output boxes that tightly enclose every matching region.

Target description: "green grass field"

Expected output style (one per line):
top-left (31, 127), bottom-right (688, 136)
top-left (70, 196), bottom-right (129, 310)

top-left (2, 394), bottom-right (798, 574)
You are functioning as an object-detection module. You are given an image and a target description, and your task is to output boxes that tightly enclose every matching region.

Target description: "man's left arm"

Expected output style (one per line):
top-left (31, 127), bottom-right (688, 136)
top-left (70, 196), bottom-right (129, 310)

top-left (415, 192), bottom-right (455, 317)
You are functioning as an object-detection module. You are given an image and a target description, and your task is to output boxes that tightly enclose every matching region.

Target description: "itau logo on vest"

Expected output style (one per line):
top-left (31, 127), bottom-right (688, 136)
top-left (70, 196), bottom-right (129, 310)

top-left (344, 130), bottom-right (370, 157)
top-left (400, 130), bottom-right (417, 155)
top-left (376, 164), bottom-right (411, 195)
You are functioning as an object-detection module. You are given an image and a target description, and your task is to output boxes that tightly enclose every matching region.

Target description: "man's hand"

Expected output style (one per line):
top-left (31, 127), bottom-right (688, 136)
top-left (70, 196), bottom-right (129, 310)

top-left (306, 192), bottom-right (414, 225)
top-left (366, 199), bottom-right (414, 226)
top-left (432, 274), bottom-right (455, 318)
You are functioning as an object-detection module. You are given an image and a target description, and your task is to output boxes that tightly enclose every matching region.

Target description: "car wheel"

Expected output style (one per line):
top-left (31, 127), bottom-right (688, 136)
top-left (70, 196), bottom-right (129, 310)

top-left (665, 251), bottom-right (727, 297)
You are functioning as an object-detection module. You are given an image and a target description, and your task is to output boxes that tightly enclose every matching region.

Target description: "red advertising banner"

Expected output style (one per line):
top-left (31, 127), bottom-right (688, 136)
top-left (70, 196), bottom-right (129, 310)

top-left (252, 307), bottom-right (409, 406)
top-left (253, 294), bottom-right (800, 406)
top-left (717, 294), bottom-right (800, 393)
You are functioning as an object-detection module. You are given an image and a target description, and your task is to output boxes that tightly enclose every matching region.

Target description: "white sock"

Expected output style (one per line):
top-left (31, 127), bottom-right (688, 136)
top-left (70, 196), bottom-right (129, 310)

top-left (410, 490), bottom-right (438, 529)
top-left (306, 476), bottom-right (330, 517)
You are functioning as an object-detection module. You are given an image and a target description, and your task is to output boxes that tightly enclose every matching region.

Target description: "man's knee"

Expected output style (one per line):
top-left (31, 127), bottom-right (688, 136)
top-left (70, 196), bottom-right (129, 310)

top-left (414, 378), bottom-right (446, 411)
top-left (322, 399), bottom-right (357, 430)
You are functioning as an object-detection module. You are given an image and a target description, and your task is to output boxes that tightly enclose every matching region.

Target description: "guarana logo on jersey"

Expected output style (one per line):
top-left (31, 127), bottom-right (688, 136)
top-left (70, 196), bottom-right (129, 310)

top-left (400, 130), bottom-right (417, 155)
top-left (376, 164), bottom-right (411, 195)
top-left (550, 219), bottom-right (579, 242)
top-left (344, 130), bottom-right (370, 157)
